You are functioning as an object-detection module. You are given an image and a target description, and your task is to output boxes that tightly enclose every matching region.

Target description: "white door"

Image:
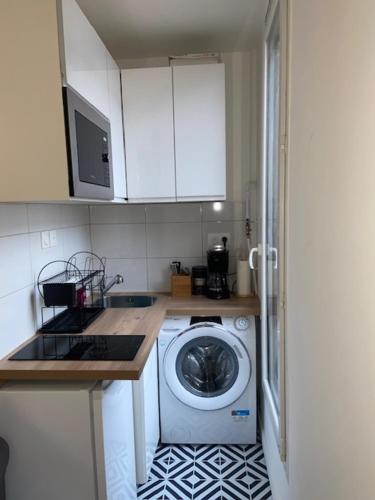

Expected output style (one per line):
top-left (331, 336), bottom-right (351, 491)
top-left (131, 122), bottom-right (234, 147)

top-left (60, 0), bottom-right (110, 118)
top-left (93, 381), bottom-right (137, 500)
top-left (173, 63), bottom-right (226, 201)
top-left (106, 52), bottom-right (127, 199)
top-left (251, 0), bottom-right (288, 461)
top-left (122, 67), bottom-right (176, 202)
top-left (132, 343), bottom-right (160, 484)
top-left (164, 325), bottom-right (250, 410)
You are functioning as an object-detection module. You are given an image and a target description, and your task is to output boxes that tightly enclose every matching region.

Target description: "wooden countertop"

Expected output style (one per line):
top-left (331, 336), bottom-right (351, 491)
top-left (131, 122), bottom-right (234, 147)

top-left (0, 294), bottom-right (260, 382)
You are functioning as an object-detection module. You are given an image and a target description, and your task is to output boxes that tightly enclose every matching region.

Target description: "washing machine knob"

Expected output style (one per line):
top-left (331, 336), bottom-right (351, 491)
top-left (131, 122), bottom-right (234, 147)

top-left (234, 316), bottom-right (250, 331)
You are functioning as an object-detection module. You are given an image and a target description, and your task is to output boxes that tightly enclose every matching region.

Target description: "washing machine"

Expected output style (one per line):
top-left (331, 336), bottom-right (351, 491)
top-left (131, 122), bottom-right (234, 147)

top-left (158, 315), bottom-right (256, 444)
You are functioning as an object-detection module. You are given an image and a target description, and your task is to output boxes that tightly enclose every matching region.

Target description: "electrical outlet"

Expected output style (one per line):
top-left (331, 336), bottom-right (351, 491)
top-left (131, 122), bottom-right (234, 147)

top-left (49, 230), bottom-right (57, 247)
top-left (41, 231), bottom-right (50, 249)
top-left (207, 233), bottom-right (231, 249)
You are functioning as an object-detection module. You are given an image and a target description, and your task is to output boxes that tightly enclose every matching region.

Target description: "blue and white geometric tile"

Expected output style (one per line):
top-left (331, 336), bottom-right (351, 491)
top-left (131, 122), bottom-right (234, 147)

top-left (137, 442), bottom-right (272, 500)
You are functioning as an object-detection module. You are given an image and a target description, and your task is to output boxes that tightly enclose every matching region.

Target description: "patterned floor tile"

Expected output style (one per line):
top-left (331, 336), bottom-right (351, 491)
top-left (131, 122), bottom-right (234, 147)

top-left (137, 442), bottom-right (272, 500)
top-left (247, 462), bottom-right (269, 482)
top-left (168, 460), bottom-right (196, 480)
top-left (149, 460), bottom-right (170, 480)
top-left (164, 479), bottom-right (193, 499)
top-left (169, 445), bottom-right (196, 462)
top-left (244, 444), bottom-right (264, 463)
top-left (192, 480), bottom-right (222, 500)
top-left (193, 459), bottom-right (221, 479)
top-left (219, 445), bottom-right (247, 462)
top-left (137, 479), bottom-right (166, 499)
top-left (194, 445), bottom-right (221, 463)
top-left (221, 478), bottom-right (251, 499)
top-left (250, 479), bottom-right (273, 499)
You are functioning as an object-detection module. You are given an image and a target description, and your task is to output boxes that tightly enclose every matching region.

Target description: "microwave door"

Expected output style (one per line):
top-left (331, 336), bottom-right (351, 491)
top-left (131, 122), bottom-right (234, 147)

top-left (75, 111), bottom-right (110, 188)
top-left (64, 86), bottom-right (114, 200)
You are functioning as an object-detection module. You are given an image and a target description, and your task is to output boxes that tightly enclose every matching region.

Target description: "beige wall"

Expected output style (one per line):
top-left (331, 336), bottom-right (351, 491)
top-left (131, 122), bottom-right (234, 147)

top-left (281, 0), bottom-right (375, 499)
top-left (118, 52), bottom-right (260, 206)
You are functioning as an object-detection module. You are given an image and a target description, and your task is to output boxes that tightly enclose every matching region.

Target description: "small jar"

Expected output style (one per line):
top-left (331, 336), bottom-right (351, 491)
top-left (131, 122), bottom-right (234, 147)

top-left (192, 266), bottom-right (208, 295)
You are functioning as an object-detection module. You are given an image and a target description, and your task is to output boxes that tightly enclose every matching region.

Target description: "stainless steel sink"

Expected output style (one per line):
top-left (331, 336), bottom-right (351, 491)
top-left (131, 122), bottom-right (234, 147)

top-left (102, 295), bottom-right (157, 308)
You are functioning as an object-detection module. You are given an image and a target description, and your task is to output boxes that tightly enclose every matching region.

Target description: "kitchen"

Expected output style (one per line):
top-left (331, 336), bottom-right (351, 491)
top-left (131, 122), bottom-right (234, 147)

top-left (0, 0), bottom-right (264, 498)
top-left (1, 1), bottom-right (375, 500)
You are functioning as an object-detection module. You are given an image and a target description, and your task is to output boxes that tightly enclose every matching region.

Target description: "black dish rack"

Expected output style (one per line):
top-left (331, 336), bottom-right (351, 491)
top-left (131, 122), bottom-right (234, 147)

top-left (37, 253), bottom-right (106, 334)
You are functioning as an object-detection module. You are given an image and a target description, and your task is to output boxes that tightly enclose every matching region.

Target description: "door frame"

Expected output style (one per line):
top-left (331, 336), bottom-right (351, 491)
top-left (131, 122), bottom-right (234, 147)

top-left (260, 0), bottom-right (289, 461)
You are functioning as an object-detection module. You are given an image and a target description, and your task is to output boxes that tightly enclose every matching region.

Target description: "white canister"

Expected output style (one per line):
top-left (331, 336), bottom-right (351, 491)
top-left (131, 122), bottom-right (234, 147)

top-left (237, 260), bottom-right (252, 297)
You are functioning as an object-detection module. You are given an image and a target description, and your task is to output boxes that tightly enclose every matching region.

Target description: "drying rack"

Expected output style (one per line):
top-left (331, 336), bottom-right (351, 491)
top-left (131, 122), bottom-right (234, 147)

top-left (37, 252), bottom-right (106, 334)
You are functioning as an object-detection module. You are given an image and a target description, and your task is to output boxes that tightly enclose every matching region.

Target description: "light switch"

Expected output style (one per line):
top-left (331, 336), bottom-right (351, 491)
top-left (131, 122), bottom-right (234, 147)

top-left (50, 230), bottom-right (57, 247)
top-left (41, 231), bottom-right (50, 249)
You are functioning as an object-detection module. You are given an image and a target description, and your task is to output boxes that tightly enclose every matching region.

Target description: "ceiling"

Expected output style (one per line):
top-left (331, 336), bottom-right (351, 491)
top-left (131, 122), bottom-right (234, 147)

top-left (77, 0), bottom-right (267, 60)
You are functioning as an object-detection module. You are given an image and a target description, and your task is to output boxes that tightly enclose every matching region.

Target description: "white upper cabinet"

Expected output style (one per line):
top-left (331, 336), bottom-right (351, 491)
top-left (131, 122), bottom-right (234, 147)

top-left (121, 63), bottom-right (226, 203)
top-left (121, 67), bottom-right (176, 202)
top-left (106, 52), bottom-right (127, 200)
top-left (173, 63), bottom-right (226, 201)
top-left (60, 0), bottom-right (110, 118)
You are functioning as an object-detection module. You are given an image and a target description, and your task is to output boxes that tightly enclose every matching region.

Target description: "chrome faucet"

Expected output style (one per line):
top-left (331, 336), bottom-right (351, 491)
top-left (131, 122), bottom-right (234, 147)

top-left (101, 274), bottom-right (124, 295)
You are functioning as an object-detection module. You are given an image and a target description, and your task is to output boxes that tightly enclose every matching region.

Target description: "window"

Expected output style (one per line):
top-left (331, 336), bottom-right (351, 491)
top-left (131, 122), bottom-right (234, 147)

top-left (266, 4), bottom-right (281, 412)
top-left (261, 0), bottom-right (287, 460)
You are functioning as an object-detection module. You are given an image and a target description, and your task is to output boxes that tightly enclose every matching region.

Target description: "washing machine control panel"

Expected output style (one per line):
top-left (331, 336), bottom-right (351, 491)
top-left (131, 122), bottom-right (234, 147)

top-left (234, 316), bottom-right (250, 331)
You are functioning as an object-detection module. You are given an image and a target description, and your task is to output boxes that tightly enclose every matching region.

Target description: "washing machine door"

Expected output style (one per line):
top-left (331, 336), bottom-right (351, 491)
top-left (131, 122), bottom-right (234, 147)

top-left (163, 323), bottom-right (251, 410)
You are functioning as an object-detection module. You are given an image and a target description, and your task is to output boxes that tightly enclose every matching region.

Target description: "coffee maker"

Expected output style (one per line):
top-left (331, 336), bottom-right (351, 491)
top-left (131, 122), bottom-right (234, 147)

top-left (206, 237), bottom-right (230, 299)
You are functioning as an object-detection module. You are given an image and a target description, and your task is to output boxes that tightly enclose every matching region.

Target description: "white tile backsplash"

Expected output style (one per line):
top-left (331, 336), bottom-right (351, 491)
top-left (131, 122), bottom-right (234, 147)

top-left (62, 225), bottom-right (91, 260)
top-left (104, 259), bottom-right (148, 292)
top-left (0, 286), bottom-right (35, 358)
top-left (91, 223), bottom-right (147, 258)
top-left (147, 222), bottom-right (203, 258)
top-left (202, 201), bottom-right (246, 222)
top-left (27, 204), bottom-right (63, 232)
top-left (90, 205), bottom-right (146, 224)
top-left (0, 202), bottom-right (92, 357)
top-left (61, 205), bottom-right (90, 227)
top-left (0, 234), bottom-right (33, 298)
top-left (29, 230), bottom-right (64, 281)
top-left (0, 204), bottom-right (28, 236)
top-left (146, 203), bottom-right (202, 223)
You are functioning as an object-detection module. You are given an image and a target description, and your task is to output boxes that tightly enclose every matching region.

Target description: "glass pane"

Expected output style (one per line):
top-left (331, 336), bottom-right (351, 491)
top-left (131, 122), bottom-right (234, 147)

top-left (265, 7), bottom-right (281, 412)
top-left (176, 336), bottom-right (239, 398)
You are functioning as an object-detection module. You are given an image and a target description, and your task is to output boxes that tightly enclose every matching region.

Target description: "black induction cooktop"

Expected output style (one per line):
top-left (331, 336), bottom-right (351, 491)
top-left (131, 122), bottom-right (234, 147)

top-left (10, 335), bottom-right (145, 361)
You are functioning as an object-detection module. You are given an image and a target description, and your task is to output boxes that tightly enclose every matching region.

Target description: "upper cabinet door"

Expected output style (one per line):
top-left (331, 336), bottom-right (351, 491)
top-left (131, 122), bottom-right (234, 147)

top-left (60, 0), bottom-right (110, 118)
top-left (122, 67), bottom-right (176, 202)
top-left (106, 53), bottom-right (127, 199)
top-left (173, 63), bottom-right (226, 201)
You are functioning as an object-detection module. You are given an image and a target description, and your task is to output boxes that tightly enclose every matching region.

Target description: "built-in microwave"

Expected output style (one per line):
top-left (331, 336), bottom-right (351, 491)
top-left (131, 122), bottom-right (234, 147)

top-left (63, 86), bottom-right (114, 200)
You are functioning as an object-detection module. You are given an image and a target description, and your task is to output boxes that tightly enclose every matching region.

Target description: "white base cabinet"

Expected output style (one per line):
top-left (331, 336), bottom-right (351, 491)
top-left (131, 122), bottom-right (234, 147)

top-left (132, 343), bottom-right (160, 484)
top-left (0, 381), bottom-right (137, 500)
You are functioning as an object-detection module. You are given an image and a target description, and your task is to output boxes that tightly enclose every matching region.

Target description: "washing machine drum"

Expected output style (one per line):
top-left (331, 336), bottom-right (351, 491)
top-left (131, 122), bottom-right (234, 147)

top-left (164, 324), bottom-right (251, 410)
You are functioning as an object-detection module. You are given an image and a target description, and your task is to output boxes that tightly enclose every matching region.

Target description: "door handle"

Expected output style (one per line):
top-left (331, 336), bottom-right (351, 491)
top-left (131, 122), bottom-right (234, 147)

top-left (249, 247), bottom-right (258, 269)
top-left (269, 247), bottom-right (278, 270)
